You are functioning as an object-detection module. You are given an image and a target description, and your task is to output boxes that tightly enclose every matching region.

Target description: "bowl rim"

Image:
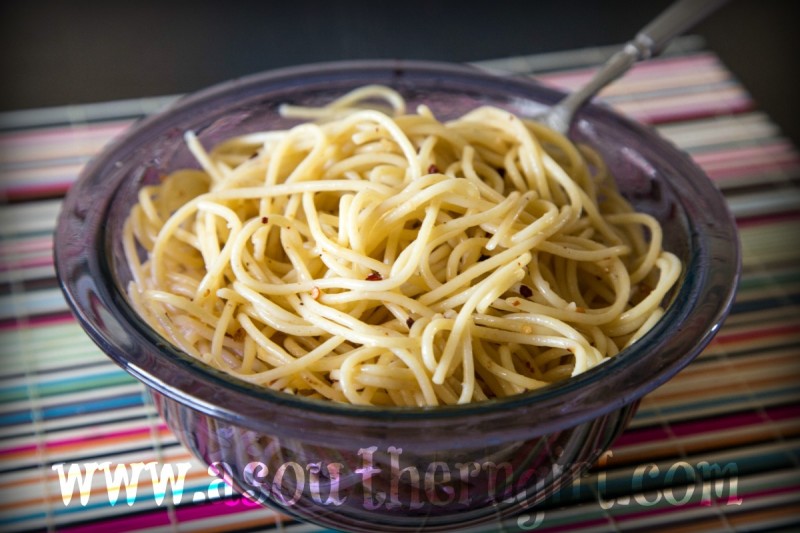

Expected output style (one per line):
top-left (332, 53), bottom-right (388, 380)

top-left (54, 58), bottom-right (741, 442)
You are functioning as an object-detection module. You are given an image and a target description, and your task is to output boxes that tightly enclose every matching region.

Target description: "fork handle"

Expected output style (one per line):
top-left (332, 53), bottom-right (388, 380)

top-left (636, 0), bottom-right (730, 58)
top-left (545, 0), bottom-right (729, 134)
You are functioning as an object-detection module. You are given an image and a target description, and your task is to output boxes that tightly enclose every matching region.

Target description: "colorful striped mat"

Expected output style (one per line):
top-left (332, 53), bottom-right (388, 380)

top-left (1, 38), bottom-right (799, 532)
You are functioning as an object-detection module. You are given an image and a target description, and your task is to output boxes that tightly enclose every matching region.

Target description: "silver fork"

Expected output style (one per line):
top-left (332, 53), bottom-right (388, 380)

top-left (540, 0), bottom-right (730, 135)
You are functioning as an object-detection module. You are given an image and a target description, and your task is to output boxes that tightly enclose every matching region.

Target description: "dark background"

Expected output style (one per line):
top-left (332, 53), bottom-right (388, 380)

top-left (1, 0), bottom-right (798, 145)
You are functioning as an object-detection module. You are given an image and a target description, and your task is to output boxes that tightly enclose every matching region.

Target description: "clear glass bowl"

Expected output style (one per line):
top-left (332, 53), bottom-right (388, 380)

top-left (54, 60), bottom-right (740, 532)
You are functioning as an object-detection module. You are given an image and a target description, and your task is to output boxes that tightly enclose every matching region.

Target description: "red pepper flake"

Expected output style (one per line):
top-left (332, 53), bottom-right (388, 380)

top-left (366, 271), bottom-right (383, 281)
top-left (427, 164), bottom-right (440, 174)
top-left (512, 300), bottom-right (520, 307)
top-left (639, 283), bottom-right (653, 297)
top-left (261, 216), bottom-right (269, 224)
top-left (519, 285), bottom-right (533, 298)
top-left (406, 317), bottom-right (415, 328)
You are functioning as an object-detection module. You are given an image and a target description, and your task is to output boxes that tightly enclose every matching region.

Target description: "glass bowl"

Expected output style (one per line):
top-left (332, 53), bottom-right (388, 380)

top-left (54, 60), bottom-right (740, 532)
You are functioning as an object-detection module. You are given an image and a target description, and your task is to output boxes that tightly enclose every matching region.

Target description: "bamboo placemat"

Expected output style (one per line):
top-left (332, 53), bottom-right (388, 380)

top-left (1, 38), bottom-right (798, 532)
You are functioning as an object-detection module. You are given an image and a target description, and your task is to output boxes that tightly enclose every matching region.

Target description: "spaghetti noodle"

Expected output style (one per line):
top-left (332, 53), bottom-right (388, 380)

top-left (123, 85), bottom-right (681, 407)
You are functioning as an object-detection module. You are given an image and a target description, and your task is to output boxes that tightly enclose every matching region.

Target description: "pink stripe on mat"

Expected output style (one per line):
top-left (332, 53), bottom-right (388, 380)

top-left (736, 211), bottom-right (800, 228)
top-left (58, 499), bottom-right (280, 533)
top-left (0, 426), bottom-right (165, 458)
top-left (538, 53), bottom-right (722, 88)
top-left (58, 508), bottom-right (172, 533)
top-left (3, 181), bottom-right (77, 201)
top-left (612, 402), bottom-right (800, 448)
top-left (0, 120), bottom-right (130, 147)
top-left (0, 313), bottom-right (76, 332)
top-left (0, 256), bottom-right (53, 272)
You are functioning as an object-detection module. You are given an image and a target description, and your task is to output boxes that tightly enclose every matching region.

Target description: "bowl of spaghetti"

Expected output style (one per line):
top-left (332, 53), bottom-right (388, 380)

top-left (55, 60), bottom-right (739, 532)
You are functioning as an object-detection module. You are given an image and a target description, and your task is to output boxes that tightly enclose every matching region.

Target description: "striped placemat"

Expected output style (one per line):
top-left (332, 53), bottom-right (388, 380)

top-left (1, 38), bottom-right (799, 532)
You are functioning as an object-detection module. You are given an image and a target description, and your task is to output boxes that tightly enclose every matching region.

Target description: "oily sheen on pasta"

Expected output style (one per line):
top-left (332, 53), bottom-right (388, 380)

top-left (123, 85), bottom-right (681, 407)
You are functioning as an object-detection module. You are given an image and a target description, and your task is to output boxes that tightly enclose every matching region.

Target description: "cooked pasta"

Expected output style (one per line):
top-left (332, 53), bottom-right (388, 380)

top-left (123, 85), bottom-right (681, 407)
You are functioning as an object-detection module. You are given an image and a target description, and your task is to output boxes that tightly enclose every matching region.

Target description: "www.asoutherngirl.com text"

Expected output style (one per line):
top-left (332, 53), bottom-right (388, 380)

top-left (52, 446), bottom-right (742, 526)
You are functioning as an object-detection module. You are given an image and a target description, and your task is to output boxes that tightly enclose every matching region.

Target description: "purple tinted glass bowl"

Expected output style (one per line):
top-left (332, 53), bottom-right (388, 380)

top-left (54, 60), bottom-right (739, 532)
